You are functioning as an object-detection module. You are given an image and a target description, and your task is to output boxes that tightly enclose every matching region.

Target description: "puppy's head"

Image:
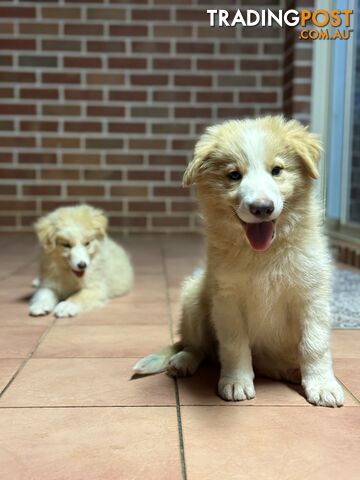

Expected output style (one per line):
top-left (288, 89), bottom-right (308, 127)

top-left (35, 204), bottom-right (108, 278)
top-left (183, 116), bottom-right (322, 251)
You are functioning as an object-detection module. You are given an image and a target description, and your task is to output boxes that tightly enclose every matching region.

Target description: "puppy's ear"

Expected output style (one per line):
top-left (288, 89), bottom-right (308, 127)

top-left (34, 215), bottom-right (56, 252)
top-left (91, 207), bottom-right (108, 238)
top-left (182, 124), bottom-right (220, 186)
top-left (285, 119), bottom-right (322, 179)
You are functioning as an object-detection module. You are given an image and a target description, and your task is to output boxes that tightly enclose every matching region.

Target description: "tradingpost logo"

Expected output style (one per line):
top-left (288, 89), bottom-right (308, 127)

top-left (207, 9), bottom-right (354, 40)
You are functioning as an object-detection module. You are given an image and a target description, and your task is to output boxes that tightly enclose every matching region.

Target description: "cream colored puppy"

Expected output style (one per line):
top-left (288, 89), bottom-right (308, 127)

top-left (134, 116), bottom-right (344, 408)
top-left (30, 205), bottom-right (133, 318)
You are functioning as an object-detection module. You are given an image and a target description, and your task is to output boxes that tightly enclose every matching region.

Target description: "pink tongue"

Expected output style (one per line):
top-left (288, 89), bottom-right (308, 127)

top-left (245, 222), bottom-right (274, 251)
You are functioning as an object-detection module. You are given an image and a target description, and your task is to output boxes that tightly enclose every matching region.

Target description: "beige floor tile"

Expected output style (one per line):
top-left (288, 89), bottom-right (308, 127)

top-left (0, 407), bottom-right (182, 480)
top-left (182, 406), bottom-right (360, 480)
top-left (334, 357), bottom-right (360, 401)
top-left (34, 324), bottom-right (171, 358)
top-left (0, 326), bottom-right (46, 358)
top-left (177, 363), bottom-right (358, 407)
top-left (56, 301), bottom-right (170, 326)
top-left (0, 302), bottom-right (52, 327)
top-left (0, 358), bottom-right (176, 407)
top-left (0, 359), bottom-right (23, 392)
top-left (332, 330), bottom-right (360, 358)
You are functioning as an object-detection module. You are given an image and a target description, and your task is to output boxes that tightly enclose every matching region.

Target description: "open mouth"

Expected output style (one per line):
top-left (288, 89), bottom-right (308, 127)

top-left (72, 269), bottom-right (85, 278)
top-left (234, 210), bottom-right (276, 251)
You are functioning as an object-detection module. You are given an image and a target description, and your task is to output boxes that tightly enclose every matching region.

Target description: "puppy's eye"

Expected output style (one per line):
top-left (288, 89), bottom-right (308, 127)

top-left (84, 241), bottom-right (90, 247)
top-left (228, 171), bottom-right (242, 181)
top-left (62, 243), bottom-right (71, 249)
top-left (271, 166), bottom-right (283, 176)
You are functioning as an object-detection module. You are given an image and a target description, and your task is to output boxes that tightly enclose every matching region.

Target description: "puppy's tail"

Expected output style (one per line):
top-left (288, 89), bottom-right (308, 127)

top-left (133, 342), bottom-right (182, 375)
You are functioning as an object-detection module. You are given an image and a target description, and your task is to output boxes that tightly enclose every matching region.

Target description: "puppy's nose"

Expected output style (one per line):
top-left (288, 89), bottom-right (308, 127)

top-left (77, 261), bottom-right (87, 270)
top-left (249, 200), bottom-right (274, 219)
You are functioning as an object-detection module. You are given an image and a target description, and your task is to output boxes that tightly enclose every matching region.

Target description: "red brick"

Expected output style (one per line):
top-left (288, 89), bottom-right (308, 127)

top-left (176, 43), bottom-right (214, 54)
top-left (262, 75), bottom-right (283, 87)
top-left (0, 72), bottom-right (35, 83)
top-left (63, 154), bottom-right (100, 165)
top-left (109, 90), bottom-right (146, 102)
top-left (84, 170), bottom-right (123, 181)
top-left (151, 123), bottom-right (189, 134)
top-left (106, 155), bottom-right (144, 165)
top-left (172, 139), bottom-right (196, 150)
top-left (109, 123), bottom-right (145, 133)
top-left (42, 137), bottom-right (80, 149)
top-left (154, 26), bottom-right (192, 37)
top-left (129, 201), bottom-right (166, 212)
top-left (67, 185), bottom-right (105, 196)
top-left (132, 9), bottom-right (169, 20)
top-left (149, 155), bottom-right (187, 166)
top-left (175, 107), bottom-right (211, 118)
top-left (220, 43), bottom-right (258, 55)
top-left (87, 106), bottom-right (124, 117)
top-left (0, 168), bottom-right (35, 179)
top-left (0, 153), bottom-right (12, 163)
top-left (197, 59), bottom-right (234, 70)
top-left (111, 186), bottom-right (148, 197)
top-left (64, 57), bottom-right (102, 69)
top-left (131, 106), bottom-right (168, 118)
top-left (0, 88), bottom-right (14, 99)
top-left (41, 169), bottom-right (79, 180)
top-left (108, 58), bottom-right (147, 69)
top-left (197, 92), bottom-right (233, 103)
top-left (87, 8), bottom-right (125, 20)
top-left (152, 217), bottom-right (189, 227)
top-left (65, 89), bottom-right (103, 101)
top-left (111, 217), bottom-right (146, 228)
top-left (20, 88), bottom-right (59, 100)
top-left (0, 104), bottom-right (35, 115)
top-left (132, 41), bottom-right (170, 53)
top-left (42, 105), bottom-right (81, 116)
top-left (0, 201), bottom-right (36, 211)
top-left (241, 59), bottom-right (280, 70)
top-left (20, 23), bottom-right (59, 35)
top-left (175, 75), bottom-right (212, 87)
top-left (171, 201), bottom-right (197, 212)
top-left (42, 40), bottom-right (81, 51)
top-left (128, 170), bottom-right (165, 181)
top-left (0, 185), bottom-right (16, 195)
top-left (0, 23), bottom-right (14, 34)
top-left (64, 24), bottom-right (103, 35)
top-left (0, 56), bottom-right (12, 66)
top-left (131, 74), bottom-right (168, 86)
top-left (217, 107), bottom-right (255, 118)
top-left (239, 91), bottom-right (277, 103)
top-left (153, 58), bottom-right (191, 70)
top-left (42, 73), bottom-right (80, 84)
top-left (0, 7), bottom-right (35, 18)
top-left (0, 217), bottom-right (16, 226)
top-left (176, 10), bottom-right (208, 21)
top-left (0, 120), bottom-right (14, 131)
top-left (19, 153), bottom-right (57, 164)
top-left (42, 8), bottom-right (81, 19)
top-left (154, 187), bottom-right (189, 197)
top-left (65, 122), bottom-right (102, 133)
top-left (87, 73), bottom-right (124, 85)
top-left (20, 121), bottom-right (58, 132)
top-left (110, 25), bottom-right (148, 36)
top-left (85, 138), bottom-right (124, 149)
top-left (0, 39), bottom-right (35, 50)
top-left (23, 185), bottom-right (61, 196)
top-left (153, 91), bottom-right (191, 103)
top-left (87, 41), bottom-right (125, 52)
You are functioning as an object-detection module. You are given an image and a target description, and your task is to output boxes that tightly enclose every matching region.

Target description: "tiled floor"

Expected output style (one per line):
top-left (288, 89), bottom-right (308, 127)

top-left (0, 233), bottom-right (359, 479)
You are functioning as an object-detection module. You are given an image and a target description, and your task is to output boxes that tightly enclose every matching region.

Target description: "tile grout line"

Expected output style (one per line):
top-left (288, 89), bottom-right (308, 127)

top-left (336, 377), bottom-right (360, 405)
top-left (0, 316), bottom-right (58, 398)
top-left (160, 238), bottom-right (188, 480)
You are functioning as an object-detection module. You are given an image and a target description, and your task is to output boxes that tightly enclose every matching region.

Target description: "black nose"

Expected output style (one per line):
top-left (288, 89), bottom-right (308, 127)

top-left (249, 200), bottom-right (274, 219)
top-left (77, 261), bottom-right (87, 270)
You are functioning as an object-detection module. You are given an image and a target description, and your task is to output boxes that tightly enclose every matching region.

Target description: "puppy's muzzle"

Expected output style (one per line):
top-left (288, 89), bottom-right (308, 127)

top-left (249, 200), bottom-right (274, 220)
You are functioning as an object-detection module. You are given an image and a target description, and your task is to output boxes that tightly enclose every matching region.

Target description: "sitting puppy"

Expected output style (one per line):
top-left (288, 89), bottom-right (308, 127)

top-left (30, 204), bottom-right (133, 318)
top-left (134, 116), bottom-right (344, 408)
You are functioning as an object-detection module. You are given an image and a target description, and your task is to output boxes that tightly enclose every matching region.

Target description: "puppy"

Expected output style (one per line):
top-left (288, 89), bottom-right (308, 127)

top-left (134, 116), bottom-right (344, 408)
top-left (30, 204), bottom-right (133, 318)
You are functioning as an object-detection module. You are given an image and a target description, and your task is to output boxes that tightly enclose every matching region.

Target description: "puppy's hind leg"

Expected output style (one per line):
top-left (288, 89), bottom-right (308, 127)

top-left (167, 270), bottom-right (210, 378)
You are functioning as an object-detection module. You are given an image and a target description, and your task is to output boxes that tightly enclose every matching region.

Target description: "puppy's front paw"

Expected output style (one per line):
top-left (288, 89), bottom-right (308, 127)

top-left (218, 376), bottom-right (255, 402)
top-left (303, 377), bottom-right (344, 407)
top-left (54, 301), bottom-right (80, 318)
top-left (29, 302), bottom-right (52, 317)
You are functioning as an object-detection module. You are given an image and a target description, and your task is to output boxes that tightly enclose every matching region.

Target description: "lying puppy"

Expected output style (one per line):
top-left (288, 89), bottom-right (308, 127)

top-left (134, 116), bottom-right (344, 407)
top-left (30, 204), bottom-right (133, 318)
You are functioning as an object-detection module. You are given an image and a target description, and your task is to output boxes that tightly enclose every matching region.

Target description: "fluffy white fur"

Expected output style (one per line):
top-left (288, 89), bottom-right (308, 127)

top-left (134, 116), bottom-right (344, 408)
top-left (30, 204), bottom-right (133, 318)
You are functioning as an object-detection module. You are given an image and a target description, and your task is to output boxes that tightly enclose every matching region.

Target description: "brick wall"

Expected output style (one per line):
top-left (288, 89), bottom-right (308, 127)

top-left (0, 0), bottom-right (312, 233)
